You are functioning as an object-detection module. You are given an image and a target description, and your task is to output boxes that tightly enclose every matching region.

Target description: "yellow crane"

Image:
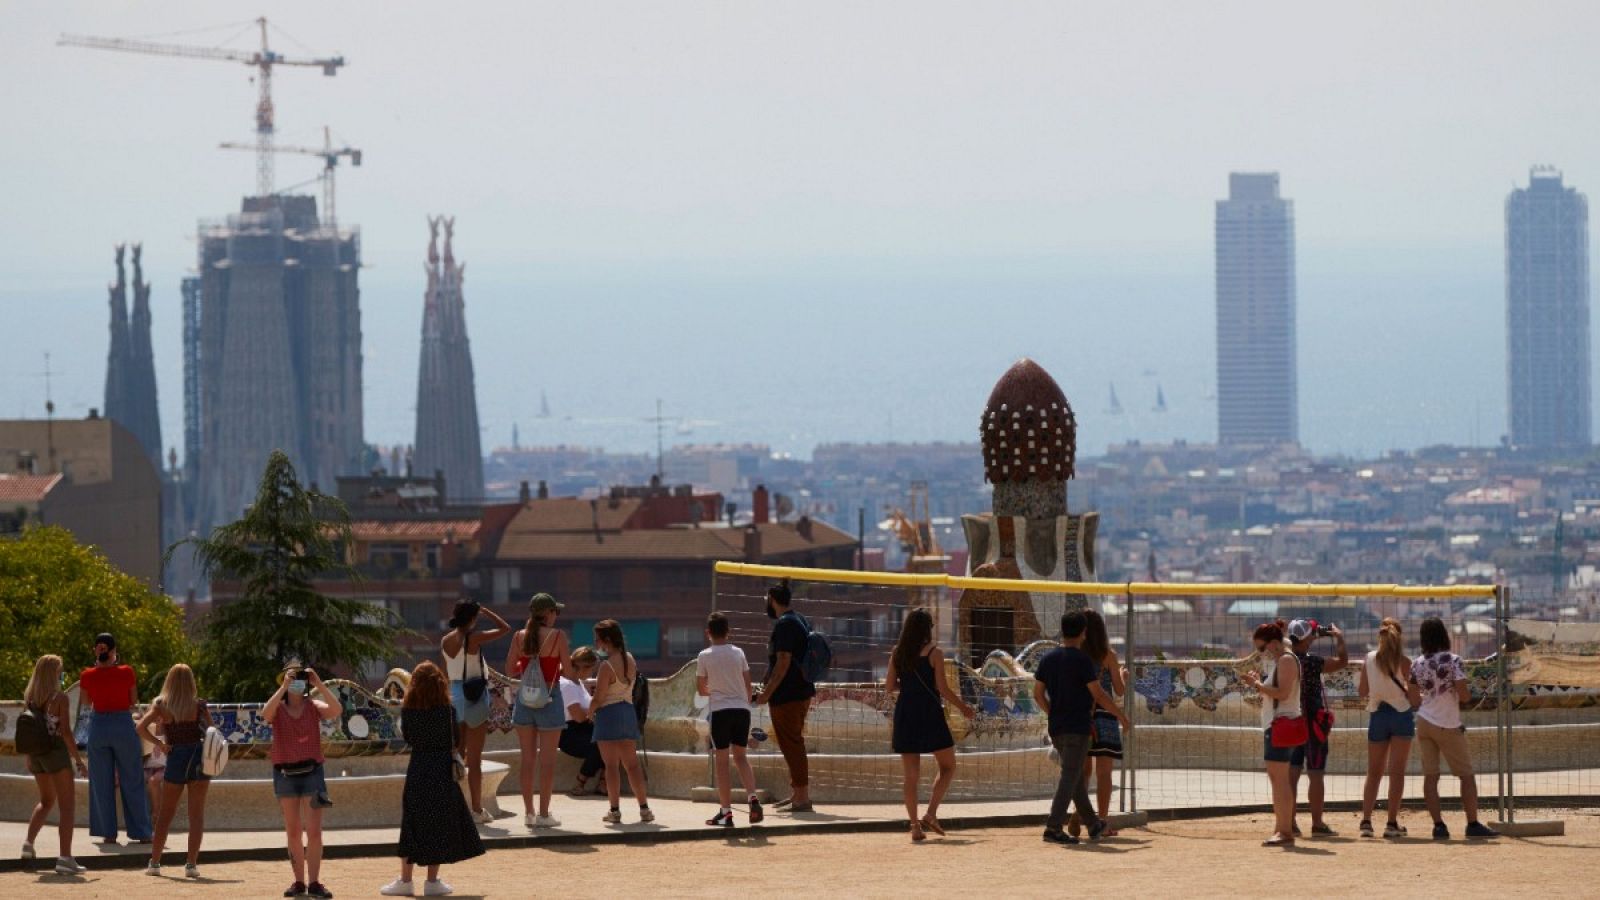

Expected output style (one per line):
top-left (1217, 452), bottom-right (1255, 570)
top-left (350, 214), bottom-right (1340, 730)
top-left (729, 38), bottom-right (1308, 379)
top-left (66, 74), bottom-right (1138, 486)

top-left (59, 17), bottom-right (345, 197)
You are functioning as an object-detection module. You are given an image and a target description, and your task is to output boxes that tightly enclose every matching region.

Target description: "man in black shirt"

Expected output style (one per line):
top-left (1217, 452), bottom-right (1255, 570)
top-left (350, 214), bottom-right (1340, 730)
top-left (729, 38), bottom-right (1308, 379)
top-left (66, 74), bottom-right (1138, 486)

top-left (1033, 610), bottom-right (1129, 845)
top-left (1285, 618), bottom-right (1347, 836)
top-left (754, 579), bottom-right (816, 811)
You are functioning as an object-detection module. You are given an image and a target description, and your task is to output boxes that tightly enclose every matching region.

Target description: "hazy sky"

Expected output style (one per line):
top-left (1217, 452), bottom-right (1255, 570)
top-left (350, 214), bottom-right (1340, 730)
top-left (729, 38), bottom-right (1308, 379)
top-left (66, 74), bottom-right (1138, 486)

top-left (3, 2), bottom-right (1597, 461)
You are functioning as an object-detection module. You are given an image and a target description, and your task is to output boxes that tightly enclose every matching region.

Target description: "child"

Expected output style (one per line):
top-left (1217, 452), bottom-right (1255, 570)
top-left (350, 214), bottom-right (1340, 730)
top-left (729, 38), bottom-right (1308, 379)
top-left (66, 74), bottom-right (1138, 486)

top-left (697, 612), bottom-right (763, 826)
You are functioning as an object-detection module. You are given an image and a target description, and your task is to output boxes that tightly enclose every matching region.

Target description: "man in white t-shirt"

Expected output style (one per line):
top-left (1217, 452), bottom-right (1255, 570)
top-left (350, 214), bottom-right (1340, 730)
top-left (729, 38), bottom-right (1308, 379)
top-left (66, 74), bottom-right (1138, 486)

top-left (697, 612), bottom-right (763, 827)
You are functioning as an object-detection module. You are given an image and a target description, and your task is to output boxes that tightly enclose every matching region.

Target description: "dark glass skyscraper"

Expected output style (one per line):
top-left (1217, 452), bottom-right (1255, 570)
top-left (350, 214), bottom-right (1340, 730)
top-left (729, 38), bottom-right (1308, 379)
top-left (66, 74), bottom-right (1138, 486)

top-left (1215, 173), bottom-right (1298, 446)
top-left (1507, 167), bottom-right (1590, 450)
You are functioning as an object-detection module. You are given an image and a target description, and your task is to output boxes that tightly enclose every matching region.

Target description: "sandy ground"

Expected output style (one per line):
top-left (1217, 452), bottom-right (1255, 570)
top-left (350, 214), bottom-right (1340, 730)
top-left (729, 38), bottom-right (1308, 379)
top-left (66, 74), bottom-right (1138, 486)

top-left (4, 808), bottom-right (1597, 899)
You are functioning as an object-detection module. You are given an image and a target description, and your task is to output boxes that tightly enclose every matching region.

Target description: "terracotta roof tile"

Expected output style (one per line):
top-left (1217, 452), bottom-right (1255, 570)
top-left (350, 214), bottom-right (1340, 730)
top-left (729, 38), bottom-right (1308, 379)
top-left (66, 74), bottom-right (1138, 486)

top-left (0, 473), bottom-right (62, 504)
top-left (350, 519), bottom-right (481, 542)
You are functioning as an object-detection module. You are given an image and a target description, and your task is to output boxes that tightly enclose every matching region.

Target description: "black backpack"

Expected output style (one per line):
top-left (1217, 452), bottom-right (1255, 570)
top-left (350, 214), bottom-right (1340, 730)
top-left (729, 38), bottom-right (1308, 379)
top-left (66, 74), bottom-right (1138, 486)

top-left (14, 704), bottom-right (54, 757)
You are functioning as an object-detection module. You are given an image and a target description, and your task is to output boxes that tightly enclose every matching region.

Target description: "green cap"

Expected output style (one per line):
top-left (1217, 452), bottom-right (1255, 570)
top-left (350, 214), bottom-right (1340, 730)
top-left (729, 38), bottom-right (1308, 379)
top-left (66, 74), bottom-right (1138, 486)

top-left (530, 592), bottom-right (564, 614)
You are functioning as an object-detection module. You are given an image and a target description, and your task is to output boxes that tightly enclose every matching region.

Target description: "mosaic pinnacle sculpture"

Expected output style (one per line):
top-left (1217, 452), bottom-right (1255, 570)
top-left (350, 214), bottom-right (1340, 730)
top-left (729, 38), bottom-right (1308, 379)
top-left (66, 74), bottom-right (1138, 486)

top-left (957, 358), bottom-right (1099, 661)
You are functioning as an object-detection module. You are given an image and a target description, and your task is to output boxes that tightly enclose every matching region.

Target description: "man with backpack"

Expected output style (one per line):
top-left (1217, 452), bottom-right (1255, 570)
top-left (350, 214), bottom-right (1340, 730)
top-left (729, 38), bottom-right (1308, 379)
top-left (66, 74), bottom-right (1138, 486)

top-left (754, 579), bottom-right (819, 812)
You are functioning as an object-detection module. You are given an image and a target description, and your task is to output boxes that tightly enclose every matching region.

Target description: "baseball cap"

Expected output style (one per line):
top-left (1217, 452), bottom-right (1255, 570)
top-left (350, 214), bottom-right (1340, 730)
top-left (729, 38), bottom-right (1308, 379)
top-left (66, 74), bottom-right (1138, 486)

top-left (1286, 619), bottom-right (1316, 642)
top-left (94, 632), bottom-right (117, 650)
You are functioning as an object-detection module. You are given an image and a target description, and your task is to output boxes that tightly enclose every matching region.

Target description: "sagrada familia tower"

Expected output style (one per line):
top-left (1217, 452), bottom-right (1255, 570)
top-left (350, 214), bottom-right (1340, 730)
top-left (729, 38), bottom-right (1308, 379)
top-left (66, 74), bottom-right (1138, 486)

top-left (413, 216), bottom-right (484, 502)
top-left (103, 243), bottom-right (163, 469)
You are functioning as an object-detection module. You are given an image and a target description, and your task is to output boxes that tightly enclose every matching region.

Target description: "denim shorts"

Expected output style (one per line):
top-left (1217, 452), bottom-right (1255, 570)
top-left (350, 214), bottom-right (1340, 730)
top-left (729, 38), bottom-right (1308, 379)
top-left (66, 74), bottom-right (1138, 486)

top-left (1263, 728), bottom-right (1294, 763)
top-left (450, 680), bottom-right (492, 729)
top-left (513, 681), bottom-right (566, 730)
top-left (164, 743), bottom-right (210, 785)
top-left (272, 761), bottom-right (331, 806)
top-left (592, 702), bottom-right (641, 742)
top-left (1368, 702), bottom-right (1416, 743)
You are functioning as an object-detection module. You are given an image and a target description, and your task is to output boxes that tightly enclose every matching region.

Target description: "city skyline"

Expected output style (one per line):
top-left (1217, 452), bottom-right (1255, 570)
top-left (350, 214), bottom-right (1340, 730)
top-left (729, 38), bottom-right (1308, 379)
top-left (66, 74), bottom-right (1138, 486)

top-left (5, 3), bottom-right (1600, 459)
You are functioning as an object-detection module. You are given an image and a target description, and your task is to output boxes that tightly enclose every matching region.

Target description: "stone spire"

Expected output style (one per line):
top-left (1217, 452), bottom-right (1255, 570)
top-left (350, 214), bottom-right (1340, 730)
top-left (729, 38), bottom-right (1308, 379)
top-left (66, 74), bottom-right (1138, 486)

top-left (413, 215), bottom-right (484, 502)
top-left (104, 244), bottom-right (131, 428)
top-left (125, 244), bottom-right (163, 468)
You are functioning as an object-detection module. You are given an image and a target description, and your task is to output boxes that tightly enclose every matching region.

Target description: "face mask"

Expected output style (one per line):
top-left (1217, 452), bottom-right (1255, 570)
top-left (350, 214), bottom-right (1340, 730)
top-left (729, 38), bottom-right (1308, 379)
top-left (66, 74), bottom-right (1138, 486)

top-left (292, 679), bottom-right (311, 695)
top-left (97, 652), bottom-right (110, 664)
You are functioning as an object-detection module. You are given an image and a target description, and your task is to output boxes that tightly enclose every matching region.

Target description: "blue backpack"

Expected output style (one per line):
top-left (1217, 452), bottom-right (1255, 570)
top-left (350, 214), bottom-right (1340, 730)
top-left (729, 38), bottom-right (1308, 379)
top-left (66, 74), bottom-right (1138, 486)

top-left (784, 612), bottom-right (833, 683)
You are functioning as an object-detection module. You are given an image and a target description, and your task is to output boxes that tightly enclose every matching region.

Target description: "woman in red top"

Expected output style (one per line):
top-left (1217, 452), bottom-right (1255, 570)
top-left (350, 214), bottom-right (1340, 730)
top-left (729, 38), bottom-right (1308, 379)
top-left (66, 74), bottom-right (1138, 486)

top-left (262, 665), bottom-right (343, 900)
top-left (505, 593), bottom-right (570, 830)
top-left (81, 632), bottom-right (153, 844)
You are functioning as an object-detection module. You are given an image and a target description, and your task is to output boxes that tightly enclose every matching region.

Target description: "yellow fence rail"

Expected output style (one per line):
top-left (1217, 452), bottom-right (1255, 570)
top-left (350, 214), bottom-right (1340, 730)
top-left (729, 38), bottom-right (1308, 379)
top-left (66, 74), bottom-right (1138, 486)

top-left (712, 560), bottom-right (1499, 598)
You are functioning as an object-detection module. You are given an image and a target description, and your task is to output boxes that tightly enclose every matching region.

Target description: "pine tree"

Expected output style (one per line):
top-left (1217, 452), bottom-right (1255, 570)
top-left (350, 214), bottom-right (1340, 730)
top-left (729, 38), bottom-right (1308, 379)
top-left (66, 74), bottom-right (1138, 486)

top-left (173, 450), bottom-right (405, 700)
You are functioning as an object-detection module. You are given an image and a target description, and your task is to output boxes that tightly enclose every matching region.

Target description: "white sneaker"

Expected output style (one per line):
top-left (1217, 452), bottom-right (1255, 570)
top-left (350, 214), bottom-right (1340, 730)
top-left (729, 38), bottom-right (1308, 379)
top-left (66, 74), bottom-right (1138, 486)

top-left (534, 814), bottom-right (560, 828)
top-left (145, 861), bottom-right (162, 876)
top-left (523, 813), bottom-right (537, 829)
top-left (423, 880), bottom-right (454, 896)
top-left (638, 806), bottom-right (655, 823)
top-left (379, 878), bottom-right (415, 896)
top-left (472, 809), bottom-right (493, 825)
top-left (602, 808), bottom-right (622, 824)
top-left (21, 842), bottom-right (35, 861)
top-left (54, 857), bottom-right (86, 876)
top-left (185, 864), bottom-right (201, 879)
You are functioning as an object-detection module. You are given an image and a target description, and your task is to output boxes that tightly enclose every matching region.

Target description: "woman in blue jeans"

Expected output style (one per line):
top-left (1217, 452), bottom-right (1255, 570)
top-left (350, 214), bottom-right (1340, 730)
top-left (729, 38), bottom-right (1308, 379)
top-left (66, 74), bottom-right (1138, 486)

top-left (80, 633), bottom-right (152, 844)
top-left (1358, 617), bottom-right (1415, 838)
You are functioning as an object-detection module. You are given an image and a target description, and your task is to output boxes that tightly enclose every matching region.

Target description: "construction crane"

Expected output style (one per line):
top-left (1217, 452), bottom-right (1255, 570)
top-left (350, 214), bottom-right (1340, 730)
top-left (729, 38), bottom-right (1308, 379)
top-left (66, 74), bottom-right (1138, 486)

top-left (220, 127), bottom-right (362, 227)
top-left (59, 17), bottom-right (345, 197)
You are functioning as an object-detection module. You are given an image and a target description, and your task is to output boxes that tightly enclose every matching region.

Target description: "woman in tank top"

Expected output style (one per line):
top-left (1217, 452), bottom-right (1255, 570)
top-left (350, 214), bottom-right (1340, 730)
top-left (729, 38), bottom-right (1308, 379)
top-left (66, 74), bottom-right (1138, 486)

top-left (441, 599), bottom-right (510, 825)
top-left (590, 619), bottom-right (652, 825)
top-left (1358, 617), bottom-right (1415, 838)
top-left (21, 654), bottom-right (88, 876)
top-left (136, 663), bottom-right (214, 878)
top-left (505, 592), bottom-right (570, 830)
top-left (1244, 620), bottom-right (1300, 847)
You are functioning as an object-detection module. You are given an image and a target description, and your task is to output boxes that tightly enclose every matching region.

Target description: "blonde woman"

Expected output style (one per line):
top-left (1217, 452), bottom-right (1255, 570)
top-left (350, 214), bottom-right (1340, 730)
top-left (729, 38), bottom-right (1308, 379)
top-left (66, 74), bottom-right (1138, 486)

top-left (558, 646), bottom-right (604, 796)
top-left (1358, 618), bottom-right (1415, 838)
top-left (136, 664), bottom-right (213, 878)
top-left (20, 655), bottom-right (88, 875)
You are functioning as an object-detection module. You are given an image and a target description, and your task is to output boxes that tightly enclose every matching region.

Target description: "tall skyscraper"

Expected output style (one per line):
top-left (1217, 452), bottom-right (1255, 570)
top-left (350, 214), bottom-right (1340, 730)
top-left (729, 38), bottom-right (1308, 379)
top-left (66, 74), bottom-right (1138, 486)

top-left (413, 216), bottom-right (484, 502)
top-left (1215, 172), bottom-right (1298, 446)
top-left (1507, 167), bottom-right (1591, 450)
top-left (195, 195), bottom-right (364, 530)
top-left (103, 243), bottom-right (163, 469)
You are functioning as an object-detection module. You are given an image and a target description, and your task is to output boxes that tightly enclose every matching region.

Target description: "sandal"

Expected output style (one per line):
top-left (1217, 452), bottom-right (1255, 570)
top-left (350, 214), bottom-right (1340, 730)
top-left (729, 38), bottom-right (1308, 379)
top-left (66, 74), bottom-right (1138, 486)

top-left (910, 820), bottom-right (926, 842)
top-left (920, 815), bottom-right (946, 837)
top-left (566, 777), bottom-right (590, 798)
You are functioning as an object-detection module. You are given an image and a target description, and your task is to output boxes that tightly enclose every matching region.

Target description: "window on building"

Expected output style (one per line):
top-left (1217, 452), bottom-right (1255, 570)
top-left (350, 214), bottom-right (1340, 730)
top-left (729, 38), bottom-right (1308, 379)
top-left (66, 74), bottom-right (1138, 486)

top-left (369, 543), bottom-right (410, 573)
top-left (493, 567), bottom-right (522, 604)
top-left (569, 619), bottom-right (661, 659)
top-left (423, 543), bottom-right (442, 574)
top-left (666, 626), bottom-right (699, 658)
top-left (591, 568), bottom-right (622, 600)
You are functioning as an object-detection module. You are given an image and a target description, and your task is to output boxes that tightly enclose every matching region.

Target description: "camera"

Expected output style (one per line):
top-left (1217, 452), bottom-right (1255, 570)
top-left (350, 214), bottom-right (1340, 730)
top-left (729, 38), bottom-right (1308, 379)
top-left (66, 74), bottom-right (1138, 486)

top-left (1315, 622), bottom-right (1337, 637)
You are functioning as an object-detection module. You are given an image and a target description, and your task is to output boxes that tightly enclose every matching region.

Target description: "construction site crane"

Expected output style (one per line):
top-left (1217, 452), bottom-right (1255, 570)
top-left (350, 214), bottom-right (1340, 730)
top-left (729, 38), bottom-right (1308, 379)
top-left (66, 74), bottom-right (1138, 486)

top-left (59, 17), bottom-right (345, 197)
top-left (220, 126), bottom-right (362, 227)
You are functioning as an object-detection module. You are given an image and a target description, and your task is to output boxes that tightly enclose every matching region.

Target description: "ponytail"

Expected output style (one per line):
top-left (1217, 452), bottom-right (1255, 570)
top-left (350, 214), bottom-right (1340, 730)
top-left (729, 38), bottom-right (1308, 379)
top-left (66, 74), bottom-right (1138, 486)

top-left (1376, 617), bottom-right (1405, 680)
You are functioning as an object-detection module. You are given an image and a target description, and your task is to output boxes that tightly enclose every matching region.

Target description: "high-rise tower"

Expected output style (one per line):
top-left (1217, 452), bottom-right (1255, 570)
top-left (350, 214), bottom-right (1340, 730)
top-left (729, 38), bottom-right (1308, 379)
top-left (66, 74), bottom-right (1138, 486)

top-left (195, 195), bottom-right (364, 529)
top-left (413, 216), bottom-right (484, 502)
top-left (1215, 172), bottom-right (1298, 446)
top-left (103, 243), bottom-right (163, 468)
top-left (1507, 167), bottom-right (1591, 450)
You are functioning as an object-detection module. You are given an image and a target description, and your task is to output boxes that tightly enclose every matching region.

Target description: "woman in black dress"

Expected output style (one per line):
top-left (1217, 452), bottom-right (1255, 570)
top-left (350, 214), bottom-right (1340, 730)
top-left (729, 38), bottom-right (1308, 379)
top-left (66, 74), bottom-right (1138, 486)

top-left (382, 661), bottom-right (485, 897)
top-left (887, 608), bottom-right (976, 842)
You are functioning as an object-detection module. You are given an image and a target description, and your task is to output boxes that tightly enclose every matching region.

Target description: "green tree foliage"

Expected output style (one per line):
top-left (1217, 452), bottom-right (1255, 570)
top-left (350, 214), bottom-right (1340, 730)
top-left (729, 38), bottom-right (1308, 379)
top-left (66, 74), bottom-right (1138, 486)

top-left (0, 526), bottom-right (191, 699)
top-left (173, 450), bottom-right (405, 701)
